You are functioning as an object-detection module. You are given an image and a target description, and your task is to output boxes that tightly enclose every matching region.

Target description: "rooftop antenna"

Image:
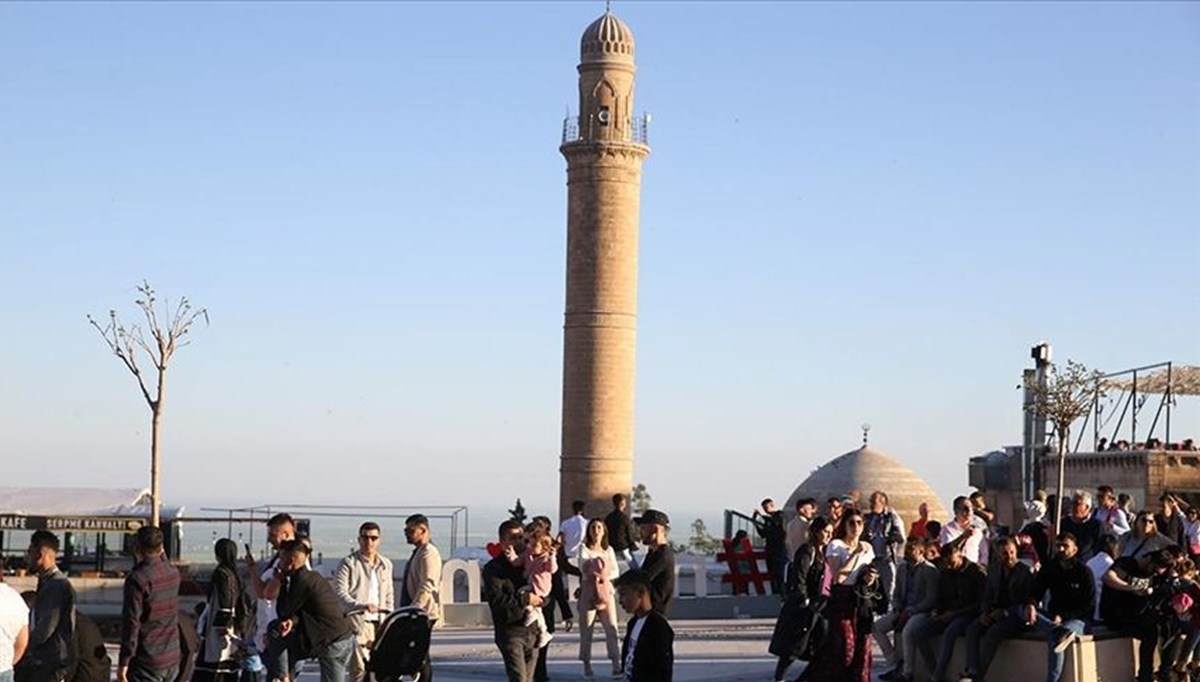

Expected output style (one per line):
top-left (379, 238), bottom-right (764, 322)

top-left (861, 423), bottom-right (872, 446)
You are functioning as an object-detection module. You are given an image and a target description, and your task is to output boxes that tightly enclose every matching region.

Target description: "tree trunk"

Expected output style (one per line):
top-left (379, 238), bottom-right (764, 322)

top-left (150, 367), bottom-right (166, 528)
top-left (151, 405), bottom-right (162, 528)
top-left (1055, 427), bottom-right (1068, 536)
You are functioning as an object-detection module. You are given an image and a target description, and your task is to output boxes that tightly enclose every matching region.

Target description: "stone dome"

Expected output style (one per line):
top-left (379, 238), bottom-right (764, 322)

top-left (580, 11), bottom-right (635, 64)
top-left (783, 446), bottom-right (949, 532)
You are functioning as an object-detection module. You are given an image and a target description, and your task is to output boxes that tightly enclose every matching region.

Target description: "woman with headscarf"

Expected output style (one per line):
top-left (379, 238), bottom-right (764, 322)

top-left (193, 538), bottom-right (250, 682)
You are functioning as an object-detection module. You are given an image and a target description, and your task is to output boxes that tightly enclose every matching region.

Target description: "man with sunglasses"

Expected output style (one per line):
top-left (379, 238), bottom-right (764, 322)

top-left (938, 496), bottom-right (989, 566)
top-left (334, 522), bottom-right (394, 682)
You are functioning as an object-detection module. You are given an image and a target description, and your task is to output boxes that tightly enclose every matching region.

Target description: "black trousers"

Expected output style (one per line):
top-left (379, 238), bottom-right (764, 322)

top-left (534, 600), bottom-right (558, 682)
top-left (548, 568), bottom-right (573, 623)
top-left (495, 624), bottom-right (539, 682)
top-left (13, 661), bottom-right (66, 682)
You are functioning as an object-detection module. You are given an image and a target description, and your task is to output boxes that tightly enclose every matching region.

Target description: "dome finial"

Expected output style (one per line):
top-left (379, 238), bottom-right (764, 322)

top-left (861, 422), bottom-right (872, 446)
top-left (579, 9), bottom-right (635, 64)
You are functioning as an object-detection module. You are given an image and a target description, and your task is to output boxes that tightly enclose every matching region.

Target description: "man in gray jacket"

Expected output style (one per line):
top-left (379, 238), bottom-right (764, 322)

top-left (334, 522), bottom-right (394, 682)
top-left (876, 536), bottom-right (938, 682)
top-left (15, 531), bottom-right (75, 682)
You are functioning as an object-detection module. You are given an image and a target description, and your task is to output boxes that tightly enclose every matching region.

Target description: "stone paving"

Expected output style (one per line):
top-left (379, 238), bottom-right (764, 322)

top-left (308, 618), bottom-right (784, 682)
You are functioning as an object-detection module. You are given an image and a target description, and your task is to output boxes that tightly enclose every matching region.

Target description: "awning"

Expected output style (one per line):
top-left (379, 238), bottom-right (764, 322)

top-left (0, 487), bottom-right (185, 532)
top-left (1106, 366), bottom-right (1200, 396)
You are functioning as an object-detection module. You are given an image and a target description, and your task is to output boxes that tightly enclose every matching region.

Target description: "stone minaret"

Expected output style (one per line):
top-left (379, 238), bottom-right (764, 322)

top-left (558, 10), bottom-right (650, 522)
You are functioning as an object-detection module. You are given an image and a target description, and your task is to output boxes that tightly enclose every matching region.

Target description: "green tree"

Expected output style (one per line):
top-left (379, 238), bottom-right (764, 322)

top-left (688, 518), bottom-right (722, 555)
top-left (508, 498), bottom-right (528, 525)
top-left (631, 483), bottom-right (652, 515)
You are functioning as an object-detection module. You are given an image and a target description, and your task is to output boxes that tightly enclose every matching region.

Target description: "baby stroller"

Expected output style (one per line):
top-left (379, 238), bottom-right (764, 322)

top-left (366, 607), bottom-right (433, 682)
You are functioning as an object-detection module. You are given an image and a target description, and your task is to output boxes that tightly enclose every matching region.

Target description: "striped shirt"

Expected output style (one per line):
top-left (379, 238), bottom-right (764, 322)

top-left (119, 554), bottom-right (181, 670)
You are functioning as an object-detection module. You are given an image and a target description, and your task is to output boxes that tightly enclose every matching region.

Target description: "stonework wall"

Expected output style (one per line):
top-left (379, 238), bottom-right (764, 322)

top-left (1038, 451), bottom-right (1200, 511)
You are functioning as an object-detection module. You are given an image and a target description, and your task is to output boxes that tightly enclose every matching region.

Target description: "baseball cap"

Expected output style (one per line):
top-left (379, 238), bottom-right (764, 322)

top-left (635, 509), bottom-right (670, 527)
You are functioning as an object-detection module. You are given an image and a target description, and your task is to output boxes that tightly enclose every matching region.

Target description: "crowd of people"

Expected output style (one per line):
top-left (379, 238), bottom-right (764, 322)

top-left (10, 484), bottom-right (1200, 682)
top-left (767, 485), bottom-right (1200, 682)
top-left (0, 513), bottom-right (445, 682)
top-left (1098, 437), bottom-right (1198, 452)
top-left (481, 494), bottom-right (676, 682)
top-left (0, 495), bottom-right (675, 682)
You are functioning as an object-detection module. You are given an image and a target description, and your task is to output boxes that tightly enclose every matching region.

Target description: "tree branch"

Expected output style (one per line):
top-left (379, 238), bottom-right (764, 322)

top-left (88, 310), bottom-right (156, 409)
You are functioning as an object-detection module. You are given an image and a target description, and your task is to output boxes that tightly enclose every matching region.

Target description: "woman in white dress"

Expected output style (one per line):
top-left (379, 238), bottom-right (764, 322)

top-left (576, 518), bottom-right (621, 679)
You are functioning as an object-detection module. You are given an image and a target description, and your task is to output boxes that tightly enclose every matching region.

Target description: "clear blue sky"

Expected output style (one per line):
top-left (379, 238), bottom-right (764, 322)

top-left (1, 2), bottom-right (1197, 525)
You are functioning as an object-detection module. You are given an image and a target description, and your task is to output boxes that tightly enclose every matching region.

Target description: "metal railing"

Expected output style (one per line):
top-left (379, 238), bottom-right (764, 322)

top-left (561, 113), bottom-right (650, 145)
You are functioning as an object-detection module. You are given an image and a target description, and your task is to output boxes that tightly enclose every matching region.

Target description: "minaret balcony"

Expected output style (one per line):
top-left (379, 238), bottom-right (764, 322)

top-left (561, 113), bottom-right (650, 146)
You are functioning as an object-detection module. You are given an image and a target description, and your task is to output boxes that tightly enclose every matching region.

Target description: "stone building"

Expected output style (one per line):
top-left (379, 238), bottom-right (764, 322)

top-left (784, 445), bottom-right (949, 530)
top-left (558, 11), bottom-right (651, 521)
top-left (972, 447), bottom-right (1200, 531)
top-left (1041, 450), bottom-right (1200, 512)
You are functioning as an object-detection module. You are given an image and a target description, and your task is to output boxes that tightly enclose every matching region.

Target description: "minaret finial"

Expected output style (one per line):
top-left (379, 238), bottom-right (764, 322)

top-left (606, 0), bottom-right (611, 12)
top-left (861, 423), bottom-right (871, 446)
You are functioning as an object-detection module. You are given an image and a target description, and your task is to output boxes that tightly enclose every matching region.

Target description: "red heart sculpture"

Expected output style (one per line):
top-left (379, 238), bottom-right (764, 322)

top-left (486, 542), bottom-right (502, 558)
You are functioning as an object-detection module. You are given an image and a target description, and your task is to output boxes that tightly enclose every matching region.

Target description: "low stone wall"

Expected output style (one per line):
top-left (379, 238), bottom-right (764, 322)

top-left (910, 627), bottom-right (1157, 682)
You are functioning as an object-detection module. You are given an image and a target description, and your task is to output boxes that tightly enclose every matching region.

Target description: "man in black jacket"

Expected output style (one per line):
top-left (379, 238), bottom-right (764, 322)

top-left (271, 540), bottom-right (354, 682)
top-left (1024, 533), bottom-right (1096, 682)
top-left (605, 495), bottom-right (640, 569)
top-left (635, 510), bottom-right (676, 615)
top-left (67, 612), bottom-right (110, 682)
top-left (960, 537), bottom-right (1034, 682)
top-left (615, 571), bottom-right (673, 682)
top-left (483, 521), bottom-right (542, 682)
top-left (752, 499), bottom-right (788, 596)
top-left (15, 531), bottom-right (75, 682)
top-left (909, 537), bottom-right (986, 682)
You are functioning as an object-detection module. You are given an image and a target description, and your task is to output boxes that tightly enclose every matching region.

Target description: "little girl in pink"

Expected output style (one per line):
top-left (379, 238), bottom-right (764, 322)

top-left (505, 529), bottom-right (557, 648)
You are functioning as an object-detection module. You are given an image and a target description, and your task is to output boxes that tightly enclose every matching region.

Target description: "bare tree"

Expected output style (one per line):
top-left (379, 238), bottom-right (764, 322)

top-left (88, 282), bottom-right (208, 527)
top-left (1026, 359), bottom-right (1105, 534)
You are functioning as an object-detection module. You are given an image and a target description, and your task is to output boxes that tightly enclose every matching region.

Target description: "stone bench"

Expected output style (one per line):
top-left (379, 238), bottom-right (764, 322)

top-left (909, 626), bottom-right (1158, 682)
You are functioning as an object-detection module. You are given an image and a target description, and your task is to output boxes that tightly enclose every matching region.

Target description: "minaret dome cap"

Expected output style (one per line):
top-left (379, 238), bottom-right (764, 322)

top-left (580, 11), bottom-right (635, 64)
